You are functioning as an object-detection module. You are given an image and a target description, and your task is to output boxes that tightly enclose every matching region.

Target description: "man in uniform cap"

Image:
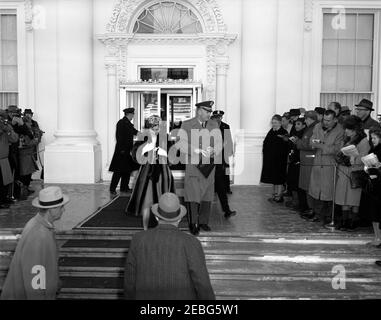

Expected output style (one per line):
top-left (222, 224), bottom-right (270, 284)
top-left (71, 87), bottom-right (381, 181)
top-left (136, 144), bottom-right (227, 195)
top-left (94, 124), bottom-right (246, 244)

top-left (109, 107), bottom-right (139, 196)
top-left (354, 99), bottom-right (380, 130)
top-left (178, 101), bottom-right (222, 235)
top-left (211, 110), bottom-right (236, 218)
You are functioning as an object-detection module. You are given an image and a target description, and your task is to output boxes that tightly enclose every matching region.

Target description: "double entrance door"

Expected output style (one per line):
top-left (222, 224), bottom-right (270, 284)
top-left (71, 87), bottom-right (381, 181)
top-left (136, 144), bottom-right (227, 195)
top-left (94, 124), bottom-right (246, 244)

top-left (120, 85), bottom-right (202, 132)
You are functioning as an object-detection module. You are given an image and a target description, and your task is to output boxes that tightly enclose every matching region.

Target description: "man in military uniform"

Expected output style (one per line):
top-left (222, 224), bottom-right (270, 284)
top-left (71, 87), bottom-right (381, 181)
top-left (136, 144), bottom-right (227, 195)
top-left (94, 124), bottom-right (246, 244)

top-left (211, 110), bottom-right (236, 218)
top-left (178, 101), bottom-right (222, 235)
top-left (109, 108), bottom-right (139, 196)
top-left (354, 99), bottom-right (380, 130)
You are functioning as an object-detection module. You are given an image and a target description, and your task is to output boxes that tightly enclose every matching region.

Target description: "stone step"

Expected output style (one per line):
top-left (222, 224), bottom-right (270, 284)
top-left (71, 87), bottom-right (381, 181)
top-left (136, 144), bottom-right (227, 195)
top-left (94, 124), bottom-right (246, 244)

top-left (57, 277), bottom-right (381, 300)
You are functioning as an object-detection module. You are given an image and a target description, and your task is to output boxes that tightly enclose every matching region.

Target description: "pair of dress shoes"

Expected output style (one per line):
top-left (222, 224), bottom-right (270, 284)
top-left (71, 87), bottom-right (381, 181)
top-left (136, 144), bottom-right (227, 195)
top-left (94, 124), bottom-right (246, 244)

top-left (189, 223), bottom-right (211, 235)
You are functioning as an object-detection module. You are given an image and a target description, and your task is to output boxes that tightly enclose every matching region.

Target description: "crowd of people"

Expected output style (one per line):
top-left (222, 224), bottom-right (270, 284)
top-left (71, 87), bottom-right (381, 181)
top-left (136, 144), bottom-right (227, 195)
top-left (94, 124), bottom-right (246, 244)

top-left (0, 106), bottom-right (43, 209)
top-left (261, 99), bottom-right (381, 245)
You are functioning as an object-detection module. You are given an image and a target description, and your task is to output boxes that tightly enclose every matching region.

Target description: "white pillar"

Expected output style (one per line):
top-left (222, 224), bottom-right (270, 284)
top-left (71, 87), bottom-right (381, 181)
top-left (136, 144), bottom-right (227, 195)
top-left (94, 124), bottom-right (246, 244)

top-left (44, 0), bottom-right (101, 183)
top-left (215, 59), bottom-right (229, 112)
top-left (102, 60), bottom-right (119, 181)
top-left (234, 0), bottom-right (278, 185)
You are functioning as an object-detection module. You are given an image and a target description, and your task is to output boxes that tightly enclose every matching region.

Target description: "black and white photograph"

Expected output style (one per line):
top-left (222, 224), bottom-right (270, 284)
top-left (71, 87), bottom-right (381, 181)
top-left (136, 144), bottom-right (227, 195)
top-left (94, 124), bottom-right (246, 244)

top-left (1, 0), bottom-right (381, 307)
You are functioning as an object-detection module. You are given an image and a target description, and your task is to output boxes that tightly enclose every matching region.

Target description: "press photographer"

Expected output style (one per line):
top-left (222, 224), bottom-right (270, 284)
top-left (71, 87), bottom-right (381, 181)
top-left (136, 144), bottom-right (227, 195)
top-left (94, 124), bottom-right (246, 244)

top-left (6, 105), bottom-right (36, 199)
top-left (0, 109), bottom-right (18, 208)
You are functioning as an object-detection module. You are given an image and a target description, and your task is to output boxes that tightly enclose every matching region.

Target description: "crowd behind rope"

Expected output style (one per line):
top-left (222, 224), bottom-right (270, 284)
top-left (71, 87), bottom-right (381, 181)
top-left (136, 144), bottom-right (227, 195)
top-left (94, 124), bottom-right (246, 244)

top-left (261, 99), bottom-right (381, 246)
top-left (0, 105), bottom-right (43, 209)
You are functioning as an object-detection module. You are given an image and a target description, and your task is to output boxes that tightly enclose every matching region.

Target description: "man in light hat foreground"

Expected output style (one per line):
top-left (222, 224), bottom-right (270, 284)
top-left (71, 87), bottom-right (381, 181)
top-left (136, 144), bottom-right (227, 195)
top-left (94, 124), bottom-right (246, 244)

top-left (1, 186), bottom-right (69, 300)
top-left (124, 192), bottom-right (215, 300)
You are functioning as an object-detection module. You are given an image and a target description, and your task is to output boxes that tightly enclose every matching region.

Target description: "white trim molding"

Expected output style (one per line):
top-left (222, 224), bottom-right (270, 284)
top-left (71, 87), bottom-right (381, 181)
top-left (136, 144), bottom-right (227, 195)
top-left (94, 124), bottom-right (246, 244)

top-left (99, 0), bottom-right (237, 93)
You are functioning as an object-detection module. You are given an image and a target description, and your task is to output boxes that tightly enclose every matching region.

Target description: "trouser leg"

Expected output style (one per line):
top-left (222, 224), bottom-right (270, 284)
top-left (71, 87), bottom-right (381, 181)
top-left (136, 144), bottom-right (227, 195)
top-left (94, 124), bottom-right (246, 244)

top-left (224, 172), bottom-right (231, 192)
top-left (20, 174), bottom-right (32, 187)
top-left (120, 171), bottom-right (131, 192)
top-left (199, 201), bottom-right (211, 225)
top-left (313, 198), bottom-right (324, 220)
top-left (297, 189), bottom-right (308, 212)
top-left (187, 202), bottom-right (200, 225)
top-left (110, 172), bottom-right (121, 192)
top-left (215, 167), bottom-right (230, 213)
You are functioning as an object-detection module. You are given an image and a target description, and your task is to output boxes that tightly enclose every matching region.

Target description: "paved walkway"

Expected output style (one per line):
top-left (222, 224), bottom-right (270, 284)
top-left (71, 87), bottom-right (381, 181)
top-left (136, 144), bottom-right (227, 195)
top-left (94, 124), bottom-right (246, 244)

top-left (0, 180), bottom-right (373, 237)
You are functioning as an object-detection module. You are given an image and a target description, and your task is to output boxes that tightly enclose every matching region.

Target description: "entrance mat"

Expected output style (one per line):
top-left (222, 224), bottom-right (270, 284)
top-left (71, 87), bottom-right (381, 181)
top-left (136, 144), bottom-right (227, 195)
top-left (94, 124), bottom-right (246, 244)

top-left (78, 196), bottom-right (188, 229)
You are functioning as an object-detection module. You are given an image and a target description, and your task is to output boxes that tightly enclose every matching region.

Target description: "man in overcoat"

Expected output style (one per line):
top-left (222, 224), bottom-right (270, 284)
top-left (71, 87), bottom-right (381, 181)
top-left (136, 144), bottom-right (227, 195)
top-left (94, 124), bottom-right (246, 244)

top-left (109, 108), bottom-right (139, 196)
top-left (295, 111), bottom-right (319, 217)
top-left (211, 110), bottom-right (236, 218)
top-left (124, 192), bottom-right (215, 300)
top-left (308, 110), bottom-right (344, 224)
top-left (1, 186), bottom-right (69, 300)
top-left (0, 110), bottom-right (18, 208)
top-left (178, 101), bottom-right (222, 235)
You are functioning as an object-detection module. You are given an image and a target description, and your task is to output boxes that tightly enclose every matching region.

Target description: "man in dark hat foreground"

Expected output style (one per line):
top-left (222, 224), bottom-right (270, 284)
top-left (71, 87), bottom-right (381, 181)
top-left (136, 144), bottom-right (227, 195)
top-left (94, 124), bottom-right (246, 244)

top-left (109, 107), bottom-right (139, 196)
top-left (211, 110), bottom-right (236, 218)
top-left (354, 99), bottom-right (380, 130)
top-left (178, 101), bottom-right (222, 235)
top-left (124, 193), bottom-right (215, 300)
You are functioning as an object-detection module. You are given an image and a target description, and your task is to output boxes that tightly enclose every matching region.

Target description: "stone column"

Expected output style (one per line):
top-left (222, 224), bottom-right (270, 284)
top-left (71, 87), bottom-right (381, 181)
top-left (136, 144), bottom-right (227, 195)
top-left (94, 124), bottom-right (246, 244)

top-left (103, 57), bottom-right (119, 181)
top-left (44, 0), bottom-right (101, 183)
top-left (215, 58), bottom-right (229, 112)
top-left (234, 0), bottom-right (279, 185)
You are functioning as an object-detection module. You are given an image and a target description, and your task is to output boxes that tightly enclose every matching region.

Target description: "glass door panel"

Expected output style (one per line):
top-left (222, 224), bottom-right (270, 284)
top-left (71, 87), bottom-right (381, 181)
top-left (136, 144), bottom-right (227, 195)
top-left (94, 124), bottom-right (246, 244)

top-left (167, 94), bottom-right (192, 131)
top-left (121, 88), bottom-right (161, 131)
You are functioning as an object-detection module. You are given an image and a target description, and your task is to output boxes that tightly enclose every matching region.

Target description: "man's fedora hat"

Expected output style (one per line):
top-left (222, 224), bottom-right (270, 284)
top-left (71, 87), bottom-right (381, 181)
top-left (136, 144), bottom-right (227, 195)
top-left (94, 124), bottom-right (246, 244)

top-left (32, 186), bottom-right (70, 209)
top-left (196, 101), bottom-right (214, 113)
top-left (314, 107), bottom-right (325, 115)
top-left (355, 99), bottom-right (374, 111)
top-left (151, 193), bottom-right (186, 222)
top-left (289, 108), bottom-right (301, 117)
top-left (123, 107), bottom-right (135, 114)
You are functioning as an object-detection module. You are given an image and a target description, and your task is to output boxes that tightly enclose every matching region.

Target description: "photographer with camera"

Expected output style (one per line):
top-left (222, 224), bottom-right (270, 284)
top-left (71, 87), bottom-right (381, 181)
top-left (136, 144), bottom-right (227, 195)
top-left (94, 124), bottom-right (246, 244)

top-left (6, 105), bottom-right (35, 199)
top-left (0, 109), bottom-right (18, 208)
top-left (23, 109), bottom-right (44, 183)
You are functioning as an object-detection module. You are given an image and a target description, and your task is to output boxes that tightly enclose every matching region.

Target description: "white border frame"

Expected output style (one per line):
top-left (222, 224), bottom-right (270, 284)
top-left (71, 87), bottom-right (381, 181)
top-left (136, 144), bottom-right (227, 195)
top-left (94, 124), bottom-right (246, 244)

top-left (311, 0), bottom-right (381, 112)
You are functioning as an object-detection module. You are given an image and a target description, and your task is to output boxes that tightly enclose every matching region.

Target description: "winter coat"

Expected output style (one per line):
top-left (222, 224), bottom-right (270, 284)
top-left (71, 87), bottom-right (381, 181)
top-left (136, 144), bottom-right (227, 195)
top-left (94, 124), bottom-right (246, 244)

top-left (260, 127), bottom-right (289, 185)
top-left (296, 121), bottom-right (318, 191)
top-left (308, 123), bottom-right (344, 201)
top-left (1, 214), bottom-right (60, 300)
top-left (335, 137), bottom-right (370, 206)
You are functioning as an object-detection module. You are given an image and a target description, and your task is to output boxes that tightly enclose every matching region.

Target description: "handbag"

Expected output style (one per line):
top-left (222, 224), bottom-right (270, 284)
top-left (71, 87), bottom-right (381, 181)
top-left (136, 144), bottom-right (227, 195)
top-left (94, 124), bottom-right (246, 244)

top-left (349, 170), bottom-right (370, 189)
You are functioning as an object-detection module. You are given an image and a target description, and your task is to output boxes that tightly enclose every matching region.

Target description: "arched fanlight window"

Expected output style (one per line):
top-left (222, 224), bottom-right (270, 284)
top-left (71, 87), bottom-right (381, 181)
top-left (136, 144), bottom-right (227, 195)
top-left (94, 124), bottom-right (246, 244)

top-left (133, 1), bottom-right (203, 34)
